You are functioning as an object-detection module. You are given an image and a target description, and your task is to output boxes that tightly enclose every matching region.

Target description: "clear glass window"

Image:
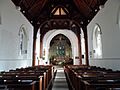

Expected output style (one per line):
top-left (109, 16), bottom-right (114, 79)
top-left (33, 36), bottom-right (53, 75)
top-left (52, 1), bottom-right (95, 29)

top-left (93, 24), bottom-right (102, 58)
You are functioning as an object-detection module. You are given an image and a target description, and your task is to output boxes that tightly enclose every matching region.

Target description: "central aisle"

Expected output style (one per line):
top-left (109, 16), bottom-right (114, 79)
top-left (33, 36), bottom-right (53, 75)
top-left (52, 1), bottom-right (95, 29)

top-left (52, 66), bottom-right (69, 90)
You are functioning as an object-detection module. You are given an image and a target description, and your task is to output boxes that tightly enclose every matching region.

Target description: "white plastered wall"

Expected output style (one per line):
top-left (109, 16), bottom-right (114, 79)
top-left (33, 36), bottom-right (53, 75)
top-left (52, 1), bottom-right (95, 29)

top-left (87, 0), bottom-right (120, 70)
top-left (0, 0), bottom-right (33, 71)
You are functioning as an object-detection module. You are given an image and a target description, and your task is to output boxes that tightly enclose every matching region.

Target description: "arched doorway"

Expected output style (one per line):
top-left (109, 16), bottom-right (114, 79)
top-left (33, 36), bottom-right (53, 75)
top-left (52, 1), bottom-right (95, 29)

top-left (49, 34), bottom-right (72, 65)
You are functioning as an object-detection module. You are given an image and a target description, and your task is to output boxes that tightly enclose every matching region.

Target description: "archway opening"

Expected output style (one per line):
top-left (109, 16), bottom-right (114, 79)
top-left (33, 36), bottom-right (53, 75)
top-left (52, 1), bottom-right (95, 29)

top-left (43, 29), bottom-right (79, 65)
top-left (49, 34), bottom-right (73, 65)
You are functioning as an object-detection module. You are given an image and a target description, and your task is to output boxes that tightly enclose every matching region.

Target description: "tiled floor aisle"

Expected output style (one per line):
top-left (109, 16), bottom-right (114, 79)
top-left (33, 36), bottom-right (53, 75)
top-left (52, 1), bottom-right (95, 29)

top-left (52, 66), bottom-right (69, 90)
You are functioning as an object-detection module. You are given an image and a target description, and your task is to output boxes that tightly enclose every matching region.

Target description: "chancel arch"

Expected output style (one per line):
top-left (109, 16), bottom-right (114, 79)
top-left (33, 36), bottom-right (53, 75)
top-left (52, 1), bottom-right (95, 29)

top-left (49, 34), bottom-right (72, 65)
top-left (42, 29), bottom-right (79, 65)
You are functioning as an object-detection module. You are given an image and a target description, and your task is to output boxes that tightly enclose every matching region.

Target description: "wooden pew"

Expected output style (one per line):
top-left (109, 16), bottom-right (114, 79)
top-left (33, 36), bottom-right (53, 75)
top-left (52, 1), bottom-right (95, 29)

top-left (0, 65), bottom-right (53, 90)
top-left (0, 72), bottom-right (44, 90)
top-left (83, 79), bottom-right (120, 90)
top-left (64, 65), bottom-right (120, 90)
top-left (0, 75), bottom-right (37, 90)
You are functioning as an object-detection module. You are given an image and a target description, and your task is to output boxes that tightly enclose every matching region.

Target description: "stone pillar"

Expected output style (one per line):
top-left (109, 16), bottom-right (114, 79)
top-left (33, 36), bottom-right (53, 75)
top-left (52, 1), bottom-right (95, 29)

top-left (32, 32), bottom-right (37, 66)
top-left (83, 27), bottom-right (89, 66)
top-left (77, 30), bottom-right (82, 65)
top-left (32, 25), bottom-right (39, 66)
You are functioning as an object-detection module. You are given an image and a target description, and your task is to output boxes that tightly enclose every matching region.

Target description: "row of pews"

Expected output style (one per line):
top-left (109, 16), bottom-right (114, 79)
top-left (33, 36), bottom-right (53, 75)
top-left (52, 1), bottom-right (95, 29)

top-left (64, 65), bottom-right (120, 90)
top-left (0, 65), bottom-right (56, 90)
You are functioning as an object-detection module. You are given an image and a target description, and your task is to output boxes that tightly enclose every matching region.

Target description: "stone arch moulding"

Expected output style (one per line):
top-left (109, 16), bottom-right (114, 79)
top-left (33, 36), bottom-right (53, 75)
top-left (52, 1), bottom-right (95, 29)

top-left (43, 29), bottom-right (79, 65)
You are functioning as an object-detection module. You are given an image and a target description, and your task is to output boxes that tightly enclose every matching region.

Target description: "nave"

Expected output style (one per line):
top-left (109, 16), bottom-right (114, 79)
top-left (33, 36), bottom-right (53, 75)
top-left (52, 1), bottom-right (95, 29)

top-left (52, 66), bottom-right (69, 90)
top-left (0, 65), bottom-right (120, 90)
top-left (0, 65), bottom-right (69, 90)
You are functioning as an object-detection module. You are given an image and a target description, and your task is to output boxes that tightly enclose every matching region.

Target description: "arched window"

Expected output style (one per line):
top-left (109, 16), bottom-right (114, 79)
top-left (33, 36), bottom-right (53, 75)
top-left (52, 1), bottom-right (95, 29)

top-left (93, 24), bottom-right (102, 58)
top-left (118, 6), bottom-right (120, 30)
top-left (0, 12), bottom-right (1, 24)
top-left (19, 25), bottom-right (28, 55)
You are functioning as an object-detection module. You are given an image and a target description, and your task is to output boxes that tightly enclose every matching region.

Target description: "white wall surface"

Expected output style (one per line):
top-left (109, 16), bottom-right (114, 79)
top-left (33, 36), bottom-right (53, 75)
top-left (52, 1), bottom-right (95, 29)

top-left (87, 0), bottom-right (120, 70)
top-left (0, 0), bottom-right (33, 71)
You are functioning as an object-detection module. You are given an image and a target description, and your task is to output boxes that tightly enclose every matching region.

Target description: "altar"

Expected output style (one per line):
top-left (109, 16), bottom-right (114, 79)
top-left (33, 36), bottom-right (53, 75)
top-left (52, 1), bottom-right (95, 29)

top-left (51, 56), bottom-right (73, 65)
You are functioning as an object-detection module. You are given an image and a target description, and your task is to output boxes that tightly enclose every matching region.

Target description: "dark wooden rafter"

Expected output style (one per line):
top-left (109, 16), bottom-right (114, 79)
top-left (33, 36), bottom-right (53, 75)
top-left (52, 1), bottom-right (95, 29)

top-left (39, 19), bottom-right (81, 40)
top-left (88, 0), bottom-right (107, 20)
top-left (11, 0), bottom-right (24, 6)
top-left (73, 0), bottom-right (92, 17)
top-left (97, 0), bottom-right (107, 5)
top-left (51, 6), bottom-right (59, 15)
top-left (33, 2), bottom-right (52, 24)
top-left (12, 0), bottom-right (34, 8)
top-left (35, 0), bottom-right (83, 25)
top-left (11, 0), bottom-right (108, 26)
top-left (51, 5), bottom-right (69, 15)
top-left (84, 0), bottom-right (97, 7)
top-left (19, 6), bottom-right (34, 24)
top-left (28, 0), bottom-right (47, 17)
top-left (18, 0), bottom-right (24, 5)
top-left (22, 0), bottom-right (35, 9)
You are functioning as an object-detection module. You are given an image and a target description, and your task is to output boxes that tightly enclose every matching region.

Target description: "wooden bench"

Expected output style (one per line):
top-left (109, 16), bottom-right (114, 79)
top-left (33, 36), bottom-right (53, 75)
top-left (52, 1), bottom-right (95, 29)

top-left (0, 65), bottom-right (53, 90)
top-left (64, 65), bottom-right (120, 90)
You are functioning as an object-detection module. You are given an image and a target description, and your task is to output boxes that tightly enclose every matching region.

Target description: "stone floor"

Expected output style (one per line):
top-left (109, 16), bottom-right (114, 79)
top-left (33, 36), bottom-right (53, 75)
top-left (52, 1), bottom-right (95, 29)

top-left (52, 66), bottom-right (69, 90)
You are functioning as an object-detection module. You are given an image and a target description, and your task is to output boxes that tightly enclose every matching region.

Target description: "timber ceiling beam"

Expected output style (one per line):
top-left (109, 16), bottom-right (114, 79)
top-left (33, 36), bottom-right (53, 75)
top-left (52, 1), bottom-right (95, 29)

top-left (28, 0), bottom-right (47, 17)
top-left (73, 0), bottom-right (92, 17)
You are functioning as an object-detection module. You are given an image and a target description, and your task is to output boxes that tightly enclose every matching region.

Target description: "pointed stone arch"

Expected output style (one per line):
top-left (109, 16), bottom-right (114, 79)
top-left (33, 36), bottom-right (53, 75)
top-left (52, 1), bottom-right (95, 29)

top-left (43, 29), bottom-right (79, 65)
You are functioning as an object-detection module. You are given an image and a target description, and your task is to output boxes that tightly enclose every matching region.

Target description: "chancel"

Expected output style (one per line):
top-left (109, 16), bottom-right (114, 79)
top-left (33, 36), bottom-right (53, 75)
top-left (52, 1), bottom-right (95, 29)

top-left (0, 0), bottom-right (120, 90)
top-left (49, 34), bottom-right (73, 65)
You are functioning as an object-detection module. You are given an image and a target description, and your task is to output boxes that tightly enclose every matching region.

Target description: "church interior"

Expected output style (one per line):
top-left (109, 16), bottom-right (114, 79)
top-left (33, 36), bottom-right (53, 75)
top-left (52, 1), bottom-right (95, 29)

top-left (0, 0), bottom-right (120, 90)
